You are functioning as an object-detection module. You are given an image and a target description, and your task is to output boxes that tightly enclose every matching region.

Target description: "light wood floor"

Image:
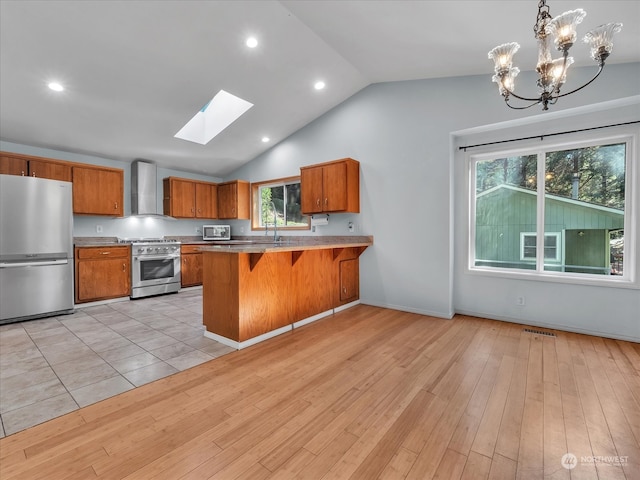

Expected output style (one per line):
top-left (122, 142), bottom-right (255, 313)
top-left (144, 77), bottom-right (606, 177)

top-left (0, 305), bottom-right (638, 479)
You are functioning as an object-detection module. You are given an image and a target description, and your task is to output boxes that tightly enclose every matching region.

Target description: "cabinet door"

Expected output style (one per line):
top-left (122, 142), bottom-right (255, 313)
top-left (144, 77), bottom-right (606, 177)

top-left (0, 156), bottom-right (28, 176)
top-left (217, 182), bottom-right (237, 219)
top-left (73, 166), bottom-right (124, 216)
top-left (339, 258), bottom-right (359, 302)
top-left (300, 166), bottom-right (323, 214)
top-left (323, 162), bottom-right (348, 212)
top-left (28, 159), bottom-right (72, 182)
top-left (76, 258), bottom-right (130, 303)
top-left (169, 179), bottom-right (195, 218)
top-left (181, 253), bottom-right (203, 287)
top-left (195, 183), bottom-right (217, 219)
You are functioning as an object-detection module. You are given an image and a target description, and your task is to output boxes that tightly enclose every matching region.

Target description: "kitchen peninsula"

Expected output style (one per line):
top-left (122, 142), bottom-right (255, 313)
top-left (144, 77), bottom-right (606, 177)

top-left (200, 236), bottom-right (372, 349)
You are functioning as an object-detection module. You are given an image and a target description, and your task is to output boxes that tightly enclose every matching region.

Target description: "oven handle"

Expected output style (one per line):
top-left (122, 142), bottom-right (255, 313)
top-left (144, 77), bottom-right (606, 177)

top-left (133, 255), bottom-right (180, 261)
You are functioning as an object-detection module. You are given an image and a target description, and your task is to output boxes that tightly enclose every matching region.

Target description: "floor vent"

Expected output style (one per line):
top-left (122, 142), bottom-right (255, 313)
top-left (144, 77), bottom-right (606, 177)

top-left (523, 328), bottom-right (556, 337)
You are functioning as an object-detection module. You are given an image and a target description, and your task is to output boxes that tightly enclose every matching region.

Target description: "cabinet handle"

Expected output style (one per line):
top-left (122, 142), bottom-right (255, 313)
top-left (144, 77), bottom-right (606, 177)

top-left (343, 287), bottom-right (347, 294)
top-left (324, 198), bottom-right (328, 206)
top-left (114, 202), bottom-right (118, 210)
top-left (122, 263), bottom-right (125, 271)
top-left (21, 171), bottom-right (25, 176)
top-left (32, 172), bottom-right (36, 177)
top-left (316, 198), bottom-right (320, 207)
top-left (101, 252), bottom-right (111, 255)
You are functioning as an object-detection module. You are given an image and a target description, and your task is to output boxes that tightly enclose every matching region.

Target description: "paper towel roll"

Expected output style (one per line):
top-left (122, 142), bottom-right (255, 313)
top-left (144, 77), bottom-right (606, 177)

top-left (311, 214), bottom-right (329, 226)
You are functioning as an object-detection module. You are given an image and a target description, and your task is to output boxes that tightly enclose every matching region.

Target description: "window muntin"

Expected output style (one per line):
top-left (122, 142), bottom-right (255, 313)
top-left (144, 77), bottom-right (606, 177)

top-left (470, 134), bottom-right (634, 284)
top-left (520, 232), bottom-right (561, 261)
top-left (251, 177), bottom-right (309, 231)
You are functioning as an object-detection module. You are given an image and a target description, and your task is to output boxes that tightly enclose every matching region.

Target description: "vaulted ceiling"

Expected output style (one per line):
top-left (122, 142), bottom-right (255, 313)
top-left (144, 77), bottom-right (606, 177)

top-left (1, 1), bottom-right (638, 176)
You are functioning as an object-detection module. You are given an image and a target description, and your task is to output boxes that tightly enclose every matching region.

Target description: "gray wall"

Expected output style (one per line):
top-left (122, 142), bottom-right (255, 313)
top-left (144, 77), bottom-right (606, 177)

top-left (226, 62), bottom-right (640, 339)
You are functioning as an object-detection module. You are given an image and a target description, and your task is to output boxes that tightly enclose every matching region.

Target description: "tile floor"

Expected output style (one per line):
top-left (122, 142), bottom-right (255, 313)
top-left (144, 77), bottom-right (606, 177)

top-left (0, 288), bottom-right (235, 437)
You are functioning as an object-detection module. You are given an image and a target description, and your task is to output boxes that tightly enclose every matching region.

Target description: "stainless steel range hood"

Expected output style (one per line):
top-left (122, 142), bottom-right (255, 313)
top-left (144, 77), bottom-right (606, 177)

top-left (131, 160), bottom-right (172, 218)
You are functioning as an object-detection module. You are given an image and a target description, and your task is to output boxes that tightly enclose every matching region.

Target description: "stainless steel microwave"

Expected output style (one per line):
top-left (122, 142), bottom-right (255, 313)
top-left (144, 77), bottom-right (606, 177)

top-left (203, 225), bottom-right (231, 241)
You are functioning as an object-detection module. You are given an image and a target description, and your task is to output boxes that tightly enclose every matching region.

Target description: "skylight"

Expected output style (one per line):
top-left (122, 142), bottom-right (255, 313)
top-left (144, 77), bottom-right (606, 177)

top-left (174, 90), bottom-right (253, 145)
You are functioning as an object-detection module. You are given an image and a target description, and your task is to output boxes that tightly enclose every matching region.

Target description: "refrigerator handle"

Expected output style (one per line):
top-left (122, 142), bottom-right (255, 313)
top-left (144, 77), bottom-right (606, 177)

top-left (0, 259), bottom-right (69, 268)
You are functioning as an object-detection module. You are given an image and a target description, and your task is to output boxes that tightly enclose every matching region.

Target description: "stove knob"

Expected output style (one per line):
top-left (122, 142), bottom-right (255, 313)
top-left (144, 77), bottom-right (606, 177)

top-left (162, 247), bottom-right (168, 252)
top-left (146, 247), bottom-right (153, 253)
top-left (155, 247), bottom-right (160, 252)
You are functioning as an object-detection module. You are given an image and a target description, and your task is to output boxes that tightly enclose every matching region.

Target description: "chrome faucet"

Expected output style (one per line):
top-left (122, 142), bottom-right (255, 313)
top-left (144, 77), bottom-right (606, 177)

top-left (264, 201), bottom-right (279, 241)
top-left (270, 201), bottom-right (278, 242)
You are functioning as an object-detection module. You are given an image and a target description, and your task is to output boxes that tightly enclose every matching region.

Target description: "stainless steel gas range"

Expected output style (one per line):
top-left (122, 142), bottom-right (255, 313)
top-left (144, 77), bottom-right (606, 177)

top-left (118, 238), bottom-right (181, 299)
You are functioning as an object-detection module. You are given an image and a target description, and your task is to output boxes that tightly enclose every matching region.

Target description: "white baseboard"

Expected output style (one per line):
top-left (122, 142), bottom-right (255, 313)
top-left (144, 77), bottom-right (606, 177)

top-left (204, 324), bottom-right (293, 350)
top-left (293, 309), bottom-right (334, 329)
top-left (334, 300), bottom-right (361, 313)
top-left (454, 308), bottom-right (640, 343)
top-left (360, 299), bottom-right (454, 319)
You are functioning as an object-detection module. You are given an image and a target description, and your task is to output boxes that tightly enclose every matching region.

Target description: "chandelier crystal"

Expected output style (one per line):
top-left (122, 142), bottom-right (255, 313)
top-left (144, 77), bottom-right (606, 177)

top-left (488, 0), bottom-right (622, 110)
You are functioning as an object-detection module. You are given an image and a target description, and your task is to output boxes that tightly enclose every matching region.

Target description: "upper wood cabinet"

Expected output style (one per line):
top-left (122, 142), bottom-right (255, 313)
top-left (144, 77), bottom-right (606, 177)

top-left (163, 177), bottom-right (218, 219)
top-left (218, 180), bottom-right (250, 219)
top-left (300, 158), bottom-right (359, 214)
top-left (195, 182), bottom-right (218, 219)
top-left (72, 165), bottom-right (124, 216)
top-left (0, 154), bottom-right (71, 181)
top-left (0, 155), bottom-right (27, 176)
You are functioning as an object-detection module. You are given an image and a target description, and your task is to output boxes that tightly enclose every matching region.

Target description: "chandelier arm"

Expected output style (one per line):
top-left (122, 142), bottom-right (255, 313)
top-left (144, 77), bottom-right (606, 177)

top-left (499, 80), bottom-right (542, 102)
top-left (505, 97), bottom-right (543, 110)
top-left (553, 63), bottom-right (605, 99)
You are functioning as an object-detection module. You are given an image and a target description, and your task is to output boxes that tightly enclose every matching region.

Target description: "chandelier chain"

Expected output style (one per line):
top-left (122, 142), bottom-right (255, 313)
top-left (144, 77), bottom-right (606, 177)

top-left (534, 0), bottom-right (552, 38)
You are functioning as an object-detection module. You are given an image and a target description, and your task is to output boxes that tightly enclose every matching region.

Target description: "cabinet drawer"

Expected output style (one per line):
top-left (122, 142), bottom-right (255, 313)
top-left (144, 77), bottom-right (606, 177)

top-left (76, 246), bottom-right (129, 259)
top-left (181, 245), bottom-right (203, 254)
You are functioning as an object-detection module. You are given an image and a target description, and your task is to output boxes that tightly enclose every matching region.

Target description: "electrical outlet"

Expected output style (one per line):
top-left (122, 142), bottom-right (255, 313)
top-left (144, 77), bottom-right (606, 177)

top-left (516, 296), bottom-right (526, 306)
top-left (195, 227), bottom-right (201, 234)
top-left (96, 225), bottom-right (103, 233)
top-left (348, 221), bottom-right (354, 232)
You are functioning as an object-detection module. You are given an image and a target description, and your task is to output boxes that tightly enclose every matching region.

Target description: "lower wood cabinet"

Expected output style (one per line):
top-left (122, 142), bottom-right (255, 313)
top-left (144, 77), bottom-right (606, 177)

top-left (181, 244), bottom-right (203, 287)
top-left (75, 246), bottom-right (130, 303)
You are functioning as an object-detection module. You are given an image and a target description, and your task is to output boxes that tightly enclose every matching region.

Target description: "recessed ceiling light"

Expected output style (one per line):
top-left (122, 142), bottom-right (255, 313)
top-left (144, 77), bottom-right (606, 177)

top-left (48, 82), bottom-right (64, 92)
top-left (246, 37), bottom-right (258, 48)
top-left (261, 137), bottom-right (270, 143)
top-left (174, 90), bottom-right (253, 145)
top-left (314, 81), bottom-right (326, 90)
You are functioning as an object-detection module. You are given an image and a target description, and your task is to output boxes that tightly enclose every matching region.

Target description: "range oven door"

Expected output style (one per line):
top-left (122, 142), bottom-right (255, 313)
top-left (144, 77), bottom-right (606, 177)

top-left (132, 255), bottom-right (181, 289)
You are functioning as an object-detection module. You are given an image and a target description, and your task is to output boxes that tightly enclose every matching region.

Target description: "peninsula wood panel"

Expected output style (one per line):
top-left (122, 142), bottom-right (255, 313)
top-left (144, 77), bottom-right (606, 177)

top-left (290, 249), bottom-right (334, 320)
top-left (2, 308), bottom-right (638, 479)
top-left (203, 252), bottom-right (240, 341)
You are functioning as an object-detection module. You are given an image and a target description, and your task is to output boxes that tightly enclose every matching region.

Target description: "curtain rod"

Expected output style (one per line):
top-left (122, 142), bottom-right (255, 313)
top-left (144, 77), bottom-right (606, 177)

top-left (458, 120), bottom-right (640, 151)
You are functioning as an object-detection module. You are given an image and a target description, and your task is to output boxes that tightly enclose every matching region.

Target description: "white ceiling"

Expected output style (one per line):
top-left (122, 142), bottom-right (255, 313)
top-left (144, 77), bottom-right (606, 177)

top-left (1, 0), bottom-right (638, 177)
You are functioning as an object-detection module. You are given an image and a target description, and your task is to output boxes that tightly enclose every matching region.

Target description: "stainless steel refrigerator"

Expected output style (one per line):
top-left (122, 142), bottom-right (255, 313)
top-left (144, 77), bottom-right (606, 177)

top-left (0, 174), bottom-right (74, 323)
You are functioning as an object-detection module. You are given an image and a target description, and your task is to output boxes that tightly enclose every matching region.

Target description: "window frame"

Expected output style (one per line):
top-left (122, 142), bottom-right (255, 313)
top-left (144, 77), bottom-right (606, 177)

top-left (467, 128), bottom-right (638, 289)
top-left (250, 176), bottom-right (310, 231)
top-left (519, 232), bottom-right (562, 262)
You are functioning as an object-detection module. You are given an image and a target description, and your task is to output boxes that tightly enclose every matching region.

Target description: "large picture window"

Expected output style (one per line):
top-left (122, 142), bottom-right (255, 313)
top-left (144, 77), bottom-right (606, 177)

top-left (469, 132), bottom-right (636, 285)
top-left (251, 177), bottom-right (309, 231)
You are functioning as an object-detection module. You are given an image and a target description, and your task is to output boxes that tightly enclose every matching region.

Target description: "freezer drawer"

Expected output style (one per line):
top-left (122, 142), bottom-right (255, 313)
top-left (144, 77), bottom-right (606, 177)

top-left (0, 260), bottom-right (74, 323)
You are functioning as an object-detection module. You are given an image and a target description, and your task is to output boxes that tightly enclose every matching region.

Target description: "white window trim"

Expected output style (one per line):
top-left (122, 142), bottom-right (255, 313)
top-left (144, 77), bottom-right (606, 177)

top-left (520, 232), bottom-right (562, 262)
top-left (467, 126), bottom-right (638, 289)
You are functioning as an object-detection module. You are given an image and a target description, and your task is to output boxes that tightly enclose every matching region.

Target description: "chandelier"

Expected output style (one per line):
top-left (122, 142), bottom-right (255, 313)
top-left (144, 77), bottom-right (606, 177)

top-left (488, 0), bottom-right (622, 110)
